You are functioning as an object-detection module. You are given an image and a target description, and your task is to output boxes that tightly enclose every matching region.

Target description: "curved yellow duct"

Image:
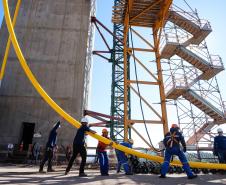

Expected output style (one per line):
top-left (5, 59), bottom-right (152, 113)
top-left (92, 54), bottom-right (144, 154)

top-left (2, 0), bottom-right (226, 170)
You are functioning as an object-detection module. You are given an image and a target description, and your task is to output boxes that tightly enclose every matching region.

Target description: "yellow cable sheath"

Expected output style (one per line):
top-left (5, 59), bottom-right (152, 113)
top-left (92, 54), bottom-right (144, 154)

top-left (0, 0), bottom-right (21, 81)
top-left (2, 0), bottom-right (226, 170)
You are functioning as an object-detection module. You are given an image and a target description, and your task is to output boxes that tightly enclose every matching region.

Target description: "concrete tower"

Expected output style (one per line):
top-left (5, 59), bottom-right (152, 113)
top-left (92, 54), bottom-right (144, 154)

top-left (0, 0), bottom-right (95, 149)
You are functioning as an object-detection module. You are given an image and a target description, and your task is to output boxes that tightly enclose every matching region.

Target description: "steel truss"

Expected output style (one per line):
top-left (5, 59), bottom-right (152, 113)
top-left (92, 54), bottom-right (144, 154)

top-left (110, 0), bottom-right (131, 142)
top-left (93, 0), bottom-right (173, 145)
top-left (111, 0), bottom-right (172, 144)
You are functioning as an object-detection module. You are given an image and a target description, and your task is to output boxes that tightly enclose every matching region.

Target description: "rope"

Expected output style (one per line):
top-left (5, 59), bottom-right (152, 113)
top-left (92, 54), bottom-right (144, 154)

top-left (129, 25), bottom-right (163, 153)
top-left (183, 0), bottom-right (196, 14)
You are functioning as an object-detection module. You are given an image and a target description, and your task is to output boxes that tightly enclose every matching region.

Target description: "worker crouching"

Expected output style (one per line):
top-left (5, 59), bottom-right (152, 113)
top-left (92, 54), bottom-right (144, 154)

top-left (160, 124), bottom-right (197, 179)
top-left (115, 139), bottom-right (134, 175)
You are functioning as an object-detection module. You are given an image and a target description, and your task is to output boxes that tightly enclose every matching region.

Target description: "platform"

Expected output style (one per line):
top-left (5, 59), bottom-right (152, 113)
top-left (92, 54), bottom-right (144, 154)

top-left (112, 0), bottom-right (168, 27)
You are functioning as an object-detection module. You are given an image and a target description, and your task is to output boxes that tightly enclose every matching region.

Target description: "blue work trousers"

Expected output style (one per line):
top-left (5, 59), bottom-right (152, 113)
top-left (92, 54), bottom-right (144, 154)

top-left (116, 154), bottom-right (131, 173)
top-left (98, 151), bottom-right (109, 175)
top-left (40, 147), bottom-right (53, 171)
top-left (217, 151), bottom-right (226, 163)
top-left (161, 148), bottom-right (193, 177)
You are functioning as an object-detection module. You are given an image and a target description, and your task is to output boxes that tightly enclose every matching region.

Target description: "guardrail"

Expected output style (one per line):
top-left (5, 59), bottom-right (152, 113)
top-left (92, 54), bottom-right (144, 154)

top-left (170, 4), bottom-right (211, 30)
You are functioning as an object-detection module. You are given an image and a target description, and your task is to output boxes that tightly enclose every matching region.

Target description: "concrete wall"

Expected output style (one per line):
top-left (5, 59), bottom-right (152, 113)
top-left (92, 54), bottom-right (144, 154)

top-left (0, 0), bottom-right (94, 146)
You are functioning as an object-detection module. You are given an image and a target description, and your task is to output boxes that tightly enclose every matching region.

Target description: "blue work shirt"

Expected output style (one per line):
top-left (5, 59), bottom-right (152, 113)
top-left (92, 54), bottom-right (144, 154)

top-left (116, 142), bottom-right (132, 160)
top-left (46, 121), bottom-right (60, 148)
top-left (214, 135), bottom-right (226, 153)
top-left (73, 124), bottom-right (90, 145)
top-left (120, 142), bottom-right (132, 149)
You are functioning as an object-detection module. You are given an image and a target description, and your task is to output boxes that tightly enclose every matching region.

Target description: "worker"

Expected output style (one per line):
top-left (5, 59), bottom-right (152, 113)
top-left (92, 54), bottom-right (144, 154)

top-left (115, 139), bottom-right (134, 175)
top-left (39, 120), bottom-right (61, 173)
top-left (213, 128), bottom-right (226, 163)
top-left (96, 128), bottom-right (113, 176)
top-left (65, 117), bottom-right (96, 177)
top-left (159, 124), bottom-right (197, 179)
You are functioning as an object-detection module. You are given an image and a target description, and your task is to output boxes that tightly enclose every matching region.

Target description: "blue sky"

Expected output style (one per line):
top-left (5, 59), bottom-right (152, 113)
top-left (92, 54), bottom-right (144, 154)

top-left (91, 0), bottom-right (226, 112)
top-left (90, 0), bottom-right (226, 146)
top-left (0, 1), bottom-right (226, 147)
top-left (0, 3), bottom-right (2, 22)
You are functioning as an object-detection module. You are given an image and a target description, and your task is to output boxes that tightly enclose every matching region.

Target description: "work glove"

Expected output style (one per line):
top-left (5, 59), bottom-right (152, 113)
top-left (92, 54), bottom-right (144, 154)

top-left (109, 141), bottom-right (114, 147)
top-left (183, 147), bottom-right (186, 153)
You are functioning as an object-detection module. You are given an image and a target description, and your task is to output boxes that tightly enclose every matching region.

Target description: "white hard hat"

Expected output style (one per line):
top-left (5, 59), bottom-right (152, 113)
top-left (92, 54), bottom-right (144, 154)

top-left (81, 117), bottom-right (89, 123)
top-left (217, 128), bottom-right (223, 133)
top-left (128, 139), bottom-right (134, 144)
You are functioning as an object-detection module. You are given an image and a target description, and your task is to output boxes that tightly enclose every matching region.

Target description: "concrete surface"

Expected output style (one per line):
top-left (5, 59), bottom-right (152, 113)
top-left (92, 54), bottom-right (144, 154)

top-left (0, 164), bottom-right (226, 185)
top-left (0, 0), bottom-right (95, 146)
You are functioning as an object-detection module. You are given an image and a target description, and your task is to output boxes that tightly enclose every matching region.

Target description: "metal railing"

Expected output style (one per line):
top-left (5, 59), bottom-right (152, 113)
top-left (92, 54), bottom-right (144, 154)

top-left (170, 4), bottom-right (211, 30)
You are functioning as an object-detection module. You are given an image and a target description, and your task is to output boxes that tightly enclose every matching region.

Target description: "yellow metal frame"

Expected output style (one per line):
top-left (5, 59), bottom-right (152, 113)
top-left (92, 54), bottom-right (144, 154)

top-left (122, 0), bottom-right (172, 141)
top-left (123, 0), bottom-right (134, 142)
top-left (2, 0), bottom-right (226, 170)
top-left (153, 0), bottom-right (173, 134)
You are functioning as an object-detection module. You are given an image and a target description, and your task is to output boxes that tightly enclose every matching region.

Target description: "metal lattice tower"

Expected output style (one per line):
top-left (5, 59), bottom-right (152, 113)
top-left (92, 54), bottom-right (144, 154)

top-left (93, 0), bottom-right (225, 148)
top-left (111, 0), bottom-right (172, 143)
top-left (110, 0), bottom-right (131, 142)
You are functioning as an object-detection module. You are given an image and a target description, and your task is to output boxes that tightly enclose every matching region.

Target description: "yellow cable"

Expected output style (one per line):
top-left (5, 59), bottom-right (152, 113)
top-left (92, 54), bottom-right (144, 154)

top-left (0, 0), bottom-right (21, 81)
top-left (2, 0), bottom-right (226, 170)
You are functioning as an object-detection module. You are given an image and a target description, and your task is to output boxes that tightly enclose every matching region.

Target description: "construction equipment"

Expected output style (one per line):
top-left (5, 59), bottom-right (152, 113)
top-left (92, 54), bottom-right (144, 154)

top-left (162, 3), bottom-right (225, 146)
top-left (2, 0), bottom-right (226, 171)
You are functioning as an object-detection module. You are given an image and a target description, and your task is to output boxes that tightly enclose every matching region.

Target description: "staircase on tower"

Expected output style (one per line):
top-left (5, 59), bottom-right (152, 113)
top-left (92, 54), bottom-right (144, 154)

top-left (162, 4), bottom-right (226, 145)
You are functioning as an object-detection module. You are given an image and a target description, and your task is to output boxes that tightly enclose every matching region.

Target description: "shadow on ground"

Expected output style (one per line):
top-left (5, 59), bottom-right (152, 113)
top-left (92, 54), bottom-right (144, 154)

top-left (0, 166), bottom-right (225, 185)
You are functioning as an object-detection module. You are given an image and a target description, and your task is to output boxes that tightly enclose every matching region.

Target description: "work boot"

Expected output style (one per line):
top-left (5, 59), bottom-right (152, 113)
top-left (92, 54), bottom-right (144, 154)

top-left (219, 170), bottom-right (226, 175)
top-left (101, 173), bottom-right (109, 176)
top-left (64, 171), bottom-right (69, 175)
top-left (39, 168), bottom-right (46, 173)
top-left (47, 168), bottom-right (55, 172)
top-left (159, 174), bottom-right (166, 178)
top-left (188, 174), bottom-right (197, 179)
top-left (79, 172), bottom-right (88, 177)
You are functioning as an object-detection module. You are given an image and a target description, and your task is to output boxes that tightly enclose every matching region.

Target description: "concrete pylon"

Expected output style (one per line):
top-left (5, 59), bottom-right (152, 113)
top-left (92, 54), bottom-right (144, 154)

top-left (0, 0), bottom-right (95, 148)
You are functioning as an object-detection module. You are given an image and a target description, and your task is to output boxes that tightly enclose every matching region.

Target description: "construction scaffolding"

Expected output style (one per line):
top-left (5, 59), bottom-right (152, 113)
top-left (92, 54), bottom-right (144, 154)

top-left (161, 3), bottom-right (225, 147)
top-left (111, 0), bottom-right (173, 144)
top-left (110, 0), bottom-right (131, 142)
top-left (91, 0), bottom-right (226, 151)
top-left (3, 0), bottom-right (226, 170)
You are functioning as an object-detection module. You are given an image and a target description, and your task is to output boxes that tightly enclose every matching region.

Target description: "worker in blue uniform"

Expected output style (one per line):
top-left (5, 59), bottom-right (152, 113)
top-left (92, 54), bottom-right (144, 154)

top-left (115, 139), bottom-right (133, 175)
top-left (39, 120), bottom-right (61, 173)
top-left (160, 124), bottom-right (197, 179)
top-left (65, 117), bottom-right (96, 177)
top-left (213, 128), bottom-right (226, 163)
